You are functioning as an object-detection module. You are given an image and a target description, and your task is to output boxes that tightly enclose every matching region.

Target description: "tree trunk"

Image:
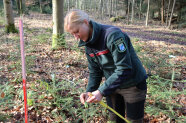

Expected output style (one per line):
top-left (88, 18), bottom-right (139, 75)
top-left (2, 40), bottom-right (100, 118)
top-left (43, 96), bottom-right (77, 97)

top-left (67, 0), bottom-right (70, 11)
top-left (139, 0), bottom-right (142, 19)
top-left (127, 0), bottom-right (130, 25)
top-left (39, 0), bottom-right (43, 13)
top-left (145, 0), bottom-right (150, 27)
top-left (166, 0), bottom-right (171, 26)
top-left (52, 0), bottom-right (65, 49)
top-left (90, 0), bottom-right (92, 10)
top-left (99, 0), bottom-right (103, 19)
top-left (115, 0), bottom-right (117, 16)
top-left (168, 0), bottom-right (176, 29)
top-left (131, 0), bottom-right (135, 23)
top-left (83, 0), bottom-right (86, 10)
top-left (16, 0), bottom-right (26, 15)
top-left (109, 0), bottom-right (112, 18)
top-left (80, 0), bottom-right (84, 10)
top-left (105, 0), bottom-right (109, 16)
top-left (16, 0), bottom-right (20, 14)
top-left (124, 0), bottom-right (128, 16)
top-left (161, 0), bottom-right (164, 24)
top-left (75, 0), bottom-right (78, 9)
top-left (111, 0), bottom-right (114, 16)
top-left (4, 0), bottom-right (17, 33)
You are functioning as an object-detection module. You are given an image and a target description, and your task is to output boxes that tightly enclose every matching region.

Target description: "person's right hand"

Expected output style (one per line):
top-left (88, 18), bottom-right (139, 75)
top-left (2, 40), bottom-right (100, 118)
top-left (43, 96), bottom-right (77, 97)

top-left (80, 92), bottom-right (90, 104)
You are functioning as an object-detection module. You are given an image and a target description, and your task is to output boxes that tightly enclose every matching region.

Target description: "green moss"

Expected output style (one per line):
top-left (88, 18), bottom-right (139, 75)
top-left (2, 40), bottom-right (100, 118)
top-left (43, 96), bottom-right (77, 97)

top-left (5, 24), bottom-right (18, 33)
top-left (110, 17), bottom-right (118, 22)
top-left (52, 34), bottom-right (66, 49)
top-left (110, 16), bottom-right (125, 22)
top-left (52, 34), bottom-right (58, 49)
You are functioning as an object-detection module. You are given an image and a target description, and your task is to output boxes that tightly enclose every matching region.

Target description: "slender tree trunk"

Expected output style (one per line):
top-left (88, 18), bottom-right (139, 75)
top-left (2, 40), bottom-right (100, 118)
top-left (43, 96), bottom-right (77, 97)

top-left (139, 0), bottom-right (142, 19)
top-left (79, 0), bottom-right (82, 9)
top-left (16, 0), bottom-right (25, 15)
top-left (67, 0), bottom-right (70, 11)
top-left (16, 0), bottom-right (20, 14)
top-left (111, 0), bottom-right (114, 16)
top-left (103, 0), bottom-right (105, 18)
top-left (4, 0), bottom-right (17, 33)
top-left (83, 0), bottom-right (86, 10)
top-left (168, 0), bottom-right (176, 29)
top-left (177, 1), bottom-right (182, 22)
top-left (75, 0), bottom-right (78, 9)
top-left (39, 0), bottom-right (43, 13)
top-left (127, 0), bottom-right (130, 25)
top-left (161, 0), bottom-right (164, 24)
top-left (166, 0), bottom-right (171, 26)
top-left (124, 0), bottom-right (128, 16)
top-left (99, 0), bottom-right (103, 19)
top-left (83, 0), bottom-right (85, 10)
top-left (109, 0), bottom-right (112, 18)
top-left (146, 0), bottom-right (150, 27)
top-left (158, 8), bottom-right (161, 20)
top-left (90, 0), bottom-right (92, 10)
top-left (131, 0), bottom-right (135, 23)
top-left (106, 0), bottom-right (109, 16)
top-left (115, 0), bottom-right (117, 16)
top-left (52, 0), bottom-right (64, 49)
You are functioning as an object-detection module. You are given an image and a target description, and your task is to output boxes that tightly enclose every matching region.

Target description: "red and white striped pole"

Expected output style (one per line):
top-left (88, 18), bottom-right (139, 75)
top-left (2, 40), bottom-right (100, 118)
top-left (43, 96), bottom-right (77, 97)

top-left (19, 18), bottom-right (28, 123)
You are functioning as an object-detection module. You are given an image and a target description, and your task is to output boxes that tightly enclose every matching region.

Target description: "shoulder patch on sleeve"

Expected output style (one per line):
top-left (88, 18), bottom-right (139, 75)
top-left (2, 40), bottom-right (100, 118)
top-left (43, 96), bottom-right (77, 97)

top-left (114, 38), bottom-right (126, 52)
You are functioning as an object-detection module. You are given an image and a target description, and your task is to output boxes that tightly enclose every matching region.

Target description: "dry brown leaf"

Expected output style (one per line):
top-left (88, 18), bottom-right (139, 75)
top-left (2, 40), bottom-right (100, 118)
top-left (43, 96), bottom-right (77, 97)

top-left (1, 92), bottom-right (5, 98)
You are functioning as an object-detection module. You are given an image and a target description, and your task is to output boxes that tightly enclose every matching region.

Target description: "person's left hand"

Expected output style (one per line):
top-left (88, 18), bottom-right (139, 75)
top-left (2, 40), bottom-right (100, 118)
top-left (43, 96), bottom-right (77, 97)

top-left (86, 90), bottom-right (103, 103)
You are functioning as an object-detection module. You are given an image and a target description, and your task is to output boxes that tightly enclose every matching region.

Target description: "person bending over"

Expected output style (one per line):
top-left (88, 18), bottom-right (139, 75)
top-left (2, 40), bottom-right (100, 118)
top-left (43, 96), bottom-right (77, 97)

top-left (64, 9), bottom-right (147, 123)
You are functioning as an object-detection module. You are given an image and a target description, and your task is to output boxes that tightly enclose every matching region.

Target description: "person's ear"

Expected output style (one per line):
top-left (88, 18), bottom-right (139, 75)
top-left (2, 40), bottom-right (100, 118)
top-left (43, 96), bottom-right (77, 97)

top-left (83, 19), bottom-right (89, 25)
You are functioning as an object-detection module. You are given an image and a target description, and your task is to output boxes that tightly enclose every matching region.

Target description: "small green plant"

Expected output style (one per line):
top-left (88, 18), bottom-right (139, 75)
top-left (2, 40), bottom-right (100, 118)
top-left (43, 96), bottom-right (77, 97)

top-left (169, 55), bottom-right (176, 82)
top-left (107, 121), bottom-right (117, 123)
top-left (131, 38), bottom-right (141, 53)
top-left (27, 90), bottom-right (36, 106)
top-left (42, 5), bottom-right (52, 14)
top-left (35, 34), bottom-right (51, 44)
top-left (28, 5), bottom-right (40, 12)
top-left (0, 113), bottom-right (10, 122)
top-left (146, 75), bottom-right (184, 122)
top-left (0, 81), bottom-right (15, 113)
top-left (52, 33), bottom-right (67, 49)
top-left (133, 38), bottom-right (140, 42)
top-left (27, 73), bottom-right (107, 122)
top-left (5, 24), bottom-right (18, 33)
top-left (110, 17), bottom-right (119, 22)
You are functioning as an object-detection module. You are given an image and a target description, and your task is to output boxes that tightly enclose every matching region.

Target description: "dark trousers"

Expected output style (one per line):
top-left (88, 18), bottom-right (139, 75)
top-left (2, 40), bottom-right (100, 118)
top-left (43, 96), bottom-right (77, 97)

top-left (106, 80), bottom-right (147, 123)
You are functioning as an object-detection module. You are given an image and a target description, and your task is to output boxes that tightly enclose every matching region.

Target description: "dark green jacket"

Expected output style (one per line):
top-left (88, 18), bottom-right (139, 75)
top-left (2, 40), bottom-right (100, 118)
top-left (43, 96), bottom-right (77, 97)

top-left (79, 20), bottom-right (147, 96)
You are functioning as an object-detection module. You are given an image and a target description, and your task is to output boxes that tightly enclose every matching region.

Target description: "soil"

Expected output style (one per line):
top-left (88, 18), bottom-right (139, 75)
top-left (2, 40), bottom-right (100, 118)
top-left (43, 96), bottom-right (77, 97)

top-left (0, 13), bottom-right (185, 122)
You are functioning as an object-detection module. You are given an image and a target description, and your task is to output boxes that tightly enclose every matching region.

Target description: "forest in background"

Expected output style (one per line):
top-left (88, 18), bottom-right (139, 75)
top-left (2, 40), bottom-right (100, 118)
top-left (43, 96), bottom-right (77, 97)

top-left (2, 0), bottom-right (186, 28)
top-left (0, 0), bottom-right (185, 122)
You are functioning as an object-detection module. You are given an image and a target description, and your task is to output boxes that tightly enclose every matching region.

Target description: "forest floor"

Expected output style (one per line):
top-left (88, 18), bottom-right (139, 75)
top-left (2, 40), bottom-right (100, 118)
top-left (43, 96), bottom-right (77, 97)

top-left (0, 13), bottom-right (185, 122)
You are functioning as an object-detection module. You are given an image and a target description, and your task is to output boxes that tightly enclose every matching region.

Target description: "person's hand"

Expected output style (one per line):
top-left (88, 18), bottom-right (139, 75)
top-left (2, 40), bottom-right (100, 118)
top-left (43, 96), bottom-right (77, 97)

top-left (86, 90), bottom-right (103, 103)
top-left (80, 92), bottom-right (91, 104)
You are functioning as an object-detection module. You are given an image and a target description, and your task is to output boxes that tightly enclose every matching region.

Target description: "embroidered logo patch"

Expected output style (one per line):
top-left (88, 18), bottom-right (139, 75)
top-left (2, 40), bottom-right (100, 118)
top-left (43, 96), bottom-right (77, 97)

top-left (118, 43), bottom-right (125, 51)
top-left (114, 38), bottom-right (126, 52)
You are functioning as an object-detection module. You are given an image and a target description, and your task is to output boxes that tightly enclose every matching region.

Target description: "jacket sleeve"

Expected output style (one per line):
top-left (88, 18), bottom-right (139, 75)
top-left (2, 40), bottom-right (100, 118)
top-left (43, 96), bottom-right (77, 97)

top-left (98, 31), bottom-right (133, 96)
top-left (86, 53), bottom-right (103, 92)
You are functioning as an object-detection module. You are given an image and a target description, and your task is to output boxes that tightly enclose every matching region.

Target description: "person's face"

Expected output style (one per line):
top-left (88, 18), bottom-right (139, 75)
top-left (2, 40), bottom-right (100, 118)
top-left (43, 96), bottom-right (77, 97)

top-left (68, 20), bottom-right (90, 42)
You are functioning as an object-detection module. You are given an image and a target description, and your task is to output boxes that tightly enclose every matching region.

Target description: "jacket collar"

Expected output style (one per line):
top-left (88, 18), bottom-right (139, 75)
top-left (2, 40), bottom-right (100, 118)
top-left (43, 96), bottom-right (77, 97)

top-left (78, 20), bottom-right (101, 47)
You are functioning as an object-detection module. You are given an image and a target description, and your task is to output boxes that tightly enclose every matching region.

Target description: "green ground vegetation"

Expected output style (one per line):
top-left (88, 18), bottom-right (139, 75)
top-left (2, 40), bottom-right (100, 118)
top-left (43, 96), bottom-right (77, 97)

top-left (0, 13), bottom-right (185, 122)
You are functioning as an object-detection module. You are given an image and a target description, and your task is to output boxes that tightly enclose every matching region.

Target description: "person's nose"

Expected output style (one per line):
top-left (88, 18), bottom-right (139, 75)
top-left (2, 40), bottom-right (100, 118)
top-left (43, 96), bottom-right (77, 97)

top-left (73, 33), bottom-right (80, 40)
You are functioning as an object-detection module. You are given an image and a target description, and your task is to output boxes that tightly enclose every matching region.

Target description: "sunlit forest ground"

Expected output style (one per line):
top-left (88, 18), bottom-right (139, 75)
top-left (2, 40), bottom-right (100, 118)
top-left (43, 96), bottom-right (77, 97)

top-left (0, 12), bottom-right (185, 122)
